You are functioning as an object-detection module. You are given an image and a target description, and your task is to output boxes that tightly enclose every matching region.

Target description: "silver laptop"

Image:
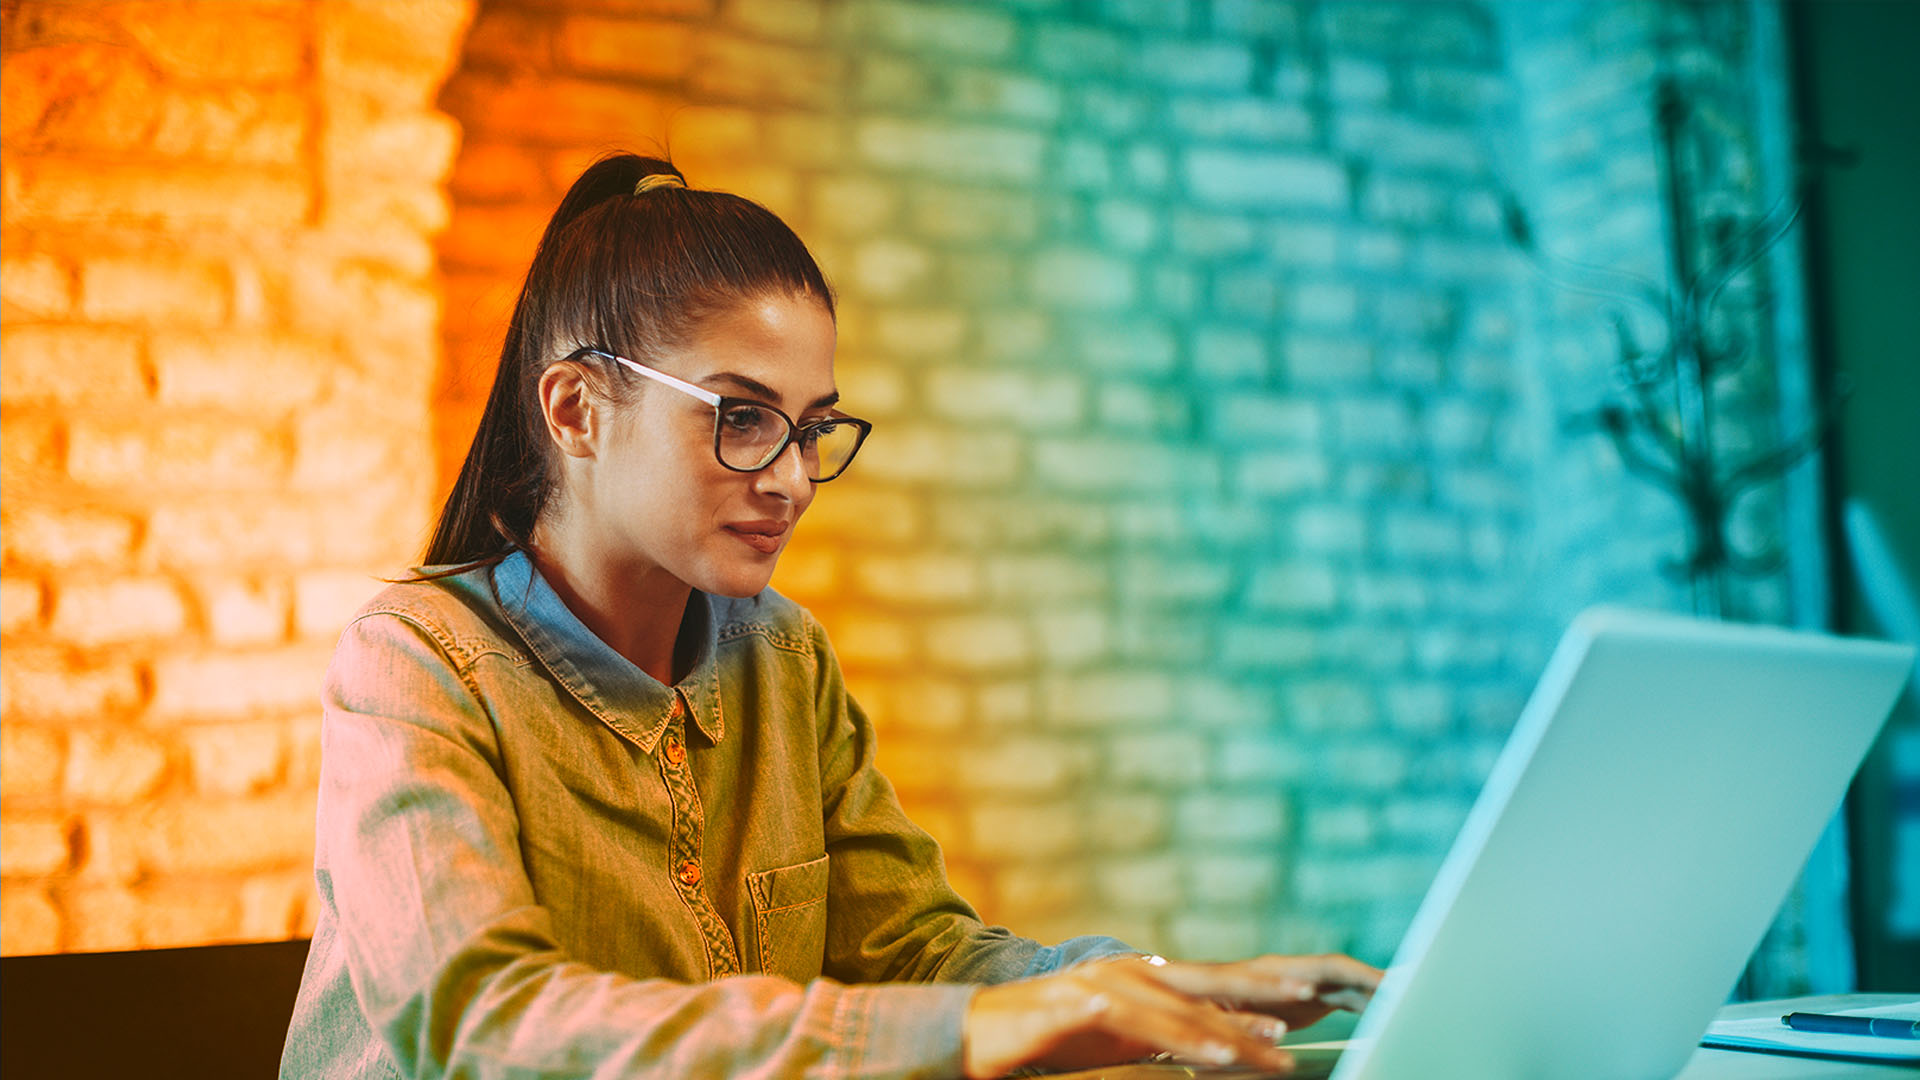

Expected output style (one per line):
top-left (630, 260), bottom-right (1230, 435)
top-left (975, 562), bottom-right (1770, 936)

top-left (1057, 607), bottom-right (1915, 1080)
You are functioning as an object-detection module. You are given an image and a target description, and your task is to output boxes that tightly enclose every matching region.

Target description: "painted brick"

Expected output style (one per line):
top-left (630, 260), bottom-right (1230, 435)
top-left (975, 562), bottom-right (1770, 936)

top-left (239, 869), bottom-right (315, 940)
top-left (794, 489), bottom-right (921, 544)
top-left (922, 614), bottom-right (1032, 672)
top-left (1096, 383), bottom-right (1190, 433)
top-left (1219, 623), bottom-right (1320, 671)
top-left (1093, 199), bottom-right (1159, 252)
top-left (908, 184), bottom-right (1037, 242)
top-left (150, 332), bottom-right (332, 411)
top-left (849, 239), bottom-right (932, 299)
top-left (1045, 671), bottom-right (1176, 728)
top-left (7, 160), bottom-right (310, 230)
top-left (1139, 40), bottom-right (1254, 91)
top-left (1236, 451), bottom-right (1332, 499)
top-left (1285, 680), bottom-right (1377, 732)
top-left (1029, 249), bottom-right (1136, 311)
top-left (1107, 732), bottom-right (1208, 786)
top-left (184, 722), bottom-right (286, 796)
top-left (0, 326), bottom-right (147, 405)
top-left (1087, 793), bottom-right (1170, 851)
top-left (1176, 792), bottom-right (1287, 845)
top-left (1, 578), bottom-right (42, 636)
top-left (1335, 397), bottom-right (1418, 453)
top-left (1030, 24), bottom-right (1129, 77)
top-left (1213, 0), bottom-right (1304, 38)
top-left (1192, 326), bottom-right (1267, 382)
top-left (0, 814), bottom-right (73, 877)
top-left (1071, 319), bottom-right (1179, 376)
top-left (1214, 732), bottom-right (1309, 787)
top-left (1292, 504), bottom-right (1366, 553)
top-left (857, 118), bottom-right (1044, 183)
top-left (130, 791), bottom-right (317, 875)
top-left (148, 646), bottom-right (333, 721)
top-left (984, 556), bottom-right (1108, 603)
top-left (1303, 803), bottom-right (1377, 849)
top-left (1169, 98), bottom-right (1315, 144)
top-left (66, 419), bottom-right (286, 491)
top-left (0, 252), bottom-right (71, 317)
top-left (198, 577), bottom-right (292, 646)
top-left (1033, 439), bottom-right (1218, 494)
top-left (555, 17), bottom-right (695, 79)
top-left (842, 0), bottom-right (1016, 59)
top-left (1032, 609), bottom-right (1111, 666)
top-left (48, 578), bottom-right (189, 647)
top-left (853, 425), bottom-right (1019, 488)
top-left (1095, 854), bottom-right (1183, 912)
top-left (1213, 395), bottom-right (1321, 443)
top-left (1282, 335), bottom-right (1373, 384)
top-left (925, 368), bottom-right (1083, 428)
top-left (293, 571), bottom-right (382, 641)
top-left (997, 860), bottom-right (1091, 917)
top-left (968, 800), bottom-right (1082, 859)
top-left (1245, 564), bottom-right (1338, 613)
top-left (0, 652), bottom-right (145, 722)
top-left (151, 86), bottom-right (306, 165)
top-left (959, 736), bottom-right (1089, 794)
top-left (0, 886), bottom-right (62, 954)
top-left (1186, 853), bottom-right (1278, 903)
top-left (1184, 148), bottom-right (1346, 209)
top-left (64, 728), bottom-right (171, 805)
top-left (0, 724), bottom-right (64, 800)
top-left (854, 554), bottom-right (981, 605)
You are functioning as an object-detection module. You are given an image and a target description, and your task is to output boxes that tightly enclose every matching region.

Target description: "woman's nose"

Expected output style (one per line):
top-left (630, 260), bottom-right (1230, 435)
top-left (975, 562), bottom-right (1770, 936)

top-left (754, 439), bottom-right (810, 500)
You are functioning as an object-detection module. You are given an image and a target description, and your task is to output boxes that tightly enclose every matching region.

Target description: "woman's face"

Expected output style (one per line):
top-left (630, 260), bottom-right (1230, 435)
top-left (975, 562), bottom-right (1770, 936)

top-left (581, 291), bottom-right (839, 599)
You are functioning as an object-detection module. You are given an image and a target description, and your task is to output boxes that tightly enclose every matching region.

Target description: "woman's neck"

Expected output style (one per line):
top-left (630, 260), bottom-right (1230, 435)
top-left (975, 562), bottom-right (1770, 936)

top-left (527, 523), bottom-right (692, 686)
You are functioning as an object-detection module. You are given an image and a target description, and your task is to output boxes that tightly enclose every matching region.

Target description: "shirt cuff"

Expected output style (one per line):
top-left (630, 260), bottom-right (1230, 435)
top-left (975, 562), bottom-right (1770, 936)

top-left (839, 980), bottom-right (977, 1079)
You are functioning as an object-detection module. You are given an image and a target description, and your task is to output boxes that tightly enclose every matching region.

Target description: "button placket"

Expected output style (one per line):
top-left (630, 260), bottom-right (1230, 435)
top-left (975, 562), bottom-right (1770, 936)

top-left (658, 691), bottom-right (738, 975)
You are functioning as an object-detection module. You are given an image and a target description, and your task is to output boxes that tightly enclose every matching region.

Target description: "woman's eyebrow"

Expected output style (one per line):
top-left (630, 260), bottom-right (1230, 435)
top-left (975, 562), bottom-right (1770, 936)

top-left (707, 372), bottom-right (839, 410)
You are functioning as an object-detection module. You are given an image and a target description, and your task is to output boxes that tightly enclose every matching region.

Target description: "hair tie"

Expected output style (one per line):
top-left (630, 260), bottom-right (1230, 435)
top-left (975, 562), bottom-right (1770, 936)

top-left (634, 173), bottom-right (686, 195)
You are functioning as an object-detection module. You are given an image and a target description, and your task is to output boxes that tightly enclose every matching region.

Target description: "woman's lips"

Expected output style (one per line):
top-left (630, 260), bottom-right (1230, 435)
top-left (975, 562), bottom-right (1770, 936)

top-left (723, 522), bottom-right (786, 555)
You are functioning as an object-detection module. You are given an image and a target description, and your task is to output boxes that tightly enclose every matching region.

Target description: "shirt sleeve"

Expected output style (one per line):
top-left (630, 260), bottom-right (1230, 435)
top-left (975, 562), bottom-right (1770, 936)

top-left (316, 609), bottom-right (974, 1080)
top-left (804, 613), bottom-right (1137, 987)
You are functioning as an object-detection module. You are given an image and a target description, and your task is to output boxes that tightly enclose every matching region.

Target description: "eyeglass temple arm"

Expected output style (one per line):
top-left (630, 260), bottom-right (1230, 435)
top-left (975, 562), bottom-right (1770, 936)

top-left (605, 352), bottom-right (722, 406)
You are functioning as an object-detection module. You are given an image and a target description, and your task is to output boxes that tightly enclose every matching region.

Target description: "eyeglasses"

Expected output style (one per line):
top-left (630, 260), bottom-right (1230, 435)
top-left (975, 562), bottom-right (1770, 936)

top-left (564, 348), bottom-right (872, 483)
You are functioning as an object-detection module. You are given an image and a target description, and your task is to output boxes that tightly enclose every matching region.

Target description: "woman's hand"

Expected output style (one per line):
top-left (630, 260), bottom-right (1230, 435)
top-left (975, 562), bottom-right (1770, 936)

top-left (961, 952), bottom-right (1382, 1079)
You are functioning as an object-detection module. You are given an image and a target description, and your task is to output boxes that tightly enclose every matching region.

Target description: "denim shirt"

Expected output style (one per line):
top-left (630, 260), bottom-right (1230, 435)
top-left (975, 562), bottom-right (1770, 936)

top-left (280, 550), bottom-right (1130, 1079)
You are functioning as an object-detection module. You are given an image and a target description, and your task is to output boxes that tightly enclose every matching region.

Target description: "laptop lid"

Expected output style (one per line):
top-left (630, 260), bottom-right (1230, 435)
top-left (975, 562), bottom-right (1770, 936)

top-left (1333, 607), bottom-right (1914, 1080)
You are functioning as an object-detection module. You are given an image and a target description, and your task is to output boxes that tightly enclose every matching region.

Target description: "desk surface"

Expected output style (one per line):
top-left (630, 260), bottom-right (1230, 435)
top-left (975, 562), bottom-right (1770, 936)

top-left (1673, 994), bottom-right (1916, 1079)
top-left (1048, 993), bottom-right (1916, 1078)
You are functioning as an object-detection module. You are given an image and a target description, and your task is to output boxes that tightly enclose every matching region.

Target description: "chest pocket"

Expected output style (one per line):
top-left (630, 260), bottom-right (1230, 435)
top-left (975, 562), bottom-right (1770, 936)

top-left (746, 853), bottom-right (829, 981)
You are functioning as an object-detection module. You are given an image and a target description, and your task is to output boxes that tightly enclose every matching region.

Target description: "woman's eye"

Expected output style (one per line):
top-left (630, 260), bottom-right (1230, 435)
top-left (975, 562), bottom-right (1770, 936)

top-left (722, 406), bottom-right (765, 433)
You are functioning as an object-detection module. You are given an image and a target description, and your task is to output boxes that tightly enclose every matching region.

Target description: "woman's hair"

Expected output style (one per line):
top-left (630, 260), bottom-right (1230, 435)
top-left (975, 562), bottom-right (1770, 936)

top-left (421, 152), bottom-right (836, 571)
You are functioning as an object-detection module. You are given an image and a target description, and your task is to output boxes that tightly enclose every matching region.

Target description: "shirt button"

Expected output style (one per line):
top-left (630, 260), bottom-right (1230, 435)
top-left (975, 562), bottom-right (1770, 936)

top-left (663, 737), bottom-right (686, 766)
top-left (677, 860), bottom-right (701, 888)
top-left (669, 696), bottom-right (685, 718)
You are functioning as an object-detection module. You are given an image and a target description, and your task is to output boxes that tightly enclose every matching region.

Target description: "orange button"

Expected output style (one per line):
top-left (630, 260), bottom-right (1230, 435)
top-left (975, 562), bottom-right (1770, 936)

top-left (663, 738), bottom-right (686, 765)
top-left (669, 696), bottom-right (685, 718)
top-left (677, 860), bottom-right (701, 887)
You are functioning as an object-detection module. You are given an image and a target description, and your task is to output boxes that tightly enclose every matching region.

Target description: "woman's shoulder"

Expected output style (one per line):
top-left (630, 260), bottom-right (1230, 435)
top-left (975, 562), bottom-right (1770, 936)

top-left (338, 564), bottom-right (519, 654)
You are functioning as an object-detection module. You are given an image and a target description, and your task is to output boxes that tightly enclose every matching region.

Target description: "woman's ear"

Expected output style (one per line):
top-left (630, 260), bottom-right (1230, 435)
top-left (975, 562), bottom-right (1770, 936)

top-left (538, 360), bottom-right (599, 459)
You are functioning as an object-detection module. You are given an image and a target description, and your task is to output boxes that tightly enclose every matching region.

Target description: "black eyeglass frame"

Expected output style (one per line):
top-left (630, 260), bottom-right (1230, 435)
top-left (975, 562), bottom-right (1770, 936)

top-left (563, 347), bottom-right (873, 483)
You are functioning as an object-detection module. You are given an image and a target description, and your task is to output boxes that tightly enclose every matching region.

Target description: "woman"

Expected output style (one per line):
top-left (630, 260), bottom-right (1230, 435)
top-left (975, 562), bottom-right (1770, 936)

top-left (281, 153), bottom-right (1380, 1079)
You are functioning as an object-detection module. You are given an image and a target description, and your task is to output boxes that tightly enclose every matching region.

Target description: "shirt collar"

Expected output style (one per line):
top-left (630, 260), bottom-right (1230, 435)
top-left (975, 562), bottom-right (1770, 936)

top-left (492, 549), bottom-right (725, 751)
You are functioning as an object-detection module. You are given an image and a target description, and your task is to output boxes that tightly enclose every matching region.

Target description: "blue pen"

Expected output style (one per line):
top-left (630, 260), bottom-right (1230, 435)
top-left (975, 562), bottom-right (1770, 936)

top-left (1781, 1012), bottom-right (1920, 1040)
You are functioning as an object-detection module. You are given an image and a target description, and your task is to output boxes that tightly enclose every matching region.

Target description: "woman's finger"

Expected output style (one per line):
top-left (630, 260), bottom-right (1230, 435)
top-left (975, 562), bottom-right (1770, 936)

top-left (1087, 966), bottom-right (1295, 1069)
top-left (1151, 953), bottom-right (1383, 1013)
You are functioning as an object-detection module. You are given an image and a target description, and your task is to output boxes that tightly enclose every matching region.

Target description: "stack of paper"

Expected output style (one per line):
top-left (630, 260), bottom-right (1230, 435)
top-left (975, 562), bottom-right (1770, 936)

top-left (1701, 1002), bottom-right (1920, 1065)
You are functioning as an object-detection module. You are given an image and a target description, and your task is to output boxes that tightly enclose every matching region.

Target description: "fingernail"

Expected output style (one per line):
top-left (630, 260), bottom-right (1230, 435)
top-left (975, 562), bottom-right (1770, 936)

top-left (1294, 982), bottom-right (1318, 1000)
top-left (1202, 1042), bottom-right (1237, 1065)
top-left (1259, 1017), bottom-right (1288, 1040)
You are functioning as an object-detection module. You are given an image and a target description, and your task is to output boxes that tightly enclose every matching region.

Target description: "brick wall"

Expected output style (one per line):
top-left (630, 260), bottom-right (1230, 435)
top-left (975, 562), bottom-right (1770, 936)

top-left (437, 0), bottom-right (1547, 965)
top-left (3, 0), bottom-right (1814, 990)
top-left (1, 0), bottom-right (474, 953)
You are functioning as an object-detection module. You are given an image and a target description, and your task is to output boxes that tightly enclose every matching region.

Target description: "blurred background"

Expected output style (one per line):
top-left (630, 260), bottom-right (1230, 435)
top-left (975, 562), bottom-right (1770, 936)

top-left (2, 0), bottom-right (1914, 999)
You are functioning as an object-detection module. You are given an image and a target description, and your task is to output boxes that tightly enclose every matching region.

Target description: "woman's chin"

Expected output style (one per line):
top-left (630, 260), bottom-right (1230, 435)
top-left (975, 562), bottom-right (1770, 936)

top-left (698, 561), bottom-right (779, 599)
